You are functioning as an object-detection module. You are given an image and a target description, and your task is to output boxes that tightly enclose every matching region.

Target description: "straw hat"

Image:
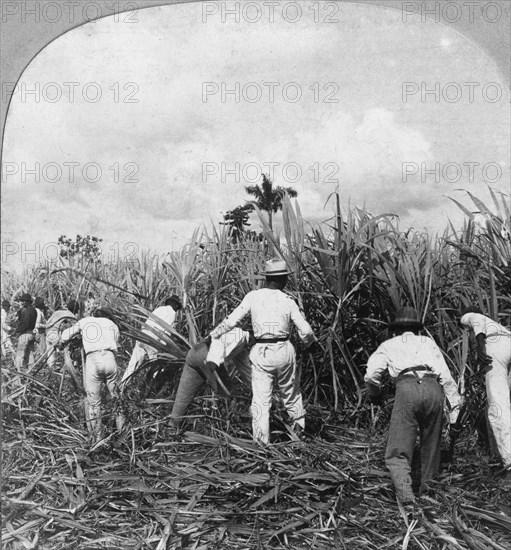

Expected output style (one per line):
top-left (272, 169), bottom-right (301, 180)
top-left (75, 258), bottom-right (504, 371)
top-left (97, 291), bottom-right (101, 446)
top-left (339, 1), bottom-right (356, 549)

top-left (264, 260), bottom-right (292, 276)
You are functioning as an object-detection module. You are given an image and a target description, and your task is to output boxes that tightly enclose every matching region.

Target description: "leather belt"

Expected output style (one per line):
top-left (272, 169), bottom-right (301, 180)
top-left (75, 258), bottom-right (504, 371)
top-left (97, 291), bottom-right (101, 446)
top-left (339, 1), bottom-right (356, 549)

top-left (254, 337), bottom-right (289, 344)
top-left (399, 365), bottom-right (432, 377)
top-left (86, 349), bottom-right (115, 357)
top-left (398, 365), bottom-right (438, 383)
top-left (400, 372), bottom-right (438, 379)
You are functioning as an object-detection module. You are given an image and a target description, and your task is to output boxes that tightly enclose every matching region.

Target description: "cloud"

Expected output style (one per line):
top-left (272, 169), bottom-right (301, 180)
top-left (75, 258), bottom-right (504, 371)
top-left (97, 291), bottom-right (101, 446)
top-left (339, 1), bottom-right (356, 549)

top-left (2, 1), bottom-right (509, 271)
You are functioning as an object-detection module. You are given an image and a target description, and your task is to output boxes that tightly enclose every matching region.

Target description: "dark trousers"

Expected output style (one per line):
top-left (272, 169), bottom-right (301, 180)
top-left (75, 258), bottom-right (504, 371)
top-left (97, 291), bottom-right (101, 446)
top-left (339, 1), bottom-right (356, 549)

top-left (170, 362), bottom-right (206, 427)
top-left (385, 376), bottom-right (444, 504)
top-left (170, 343), bottom-right (209, 427)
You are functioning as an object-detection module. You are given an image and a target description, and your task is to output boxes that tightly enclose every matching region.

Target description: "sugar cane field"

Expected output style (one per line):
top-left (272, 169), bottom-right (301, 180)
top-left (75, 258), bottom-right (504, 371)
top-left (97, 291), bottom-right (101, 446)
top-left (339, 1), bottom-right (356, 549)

top-left (1, 190), bottom-right (511, 550)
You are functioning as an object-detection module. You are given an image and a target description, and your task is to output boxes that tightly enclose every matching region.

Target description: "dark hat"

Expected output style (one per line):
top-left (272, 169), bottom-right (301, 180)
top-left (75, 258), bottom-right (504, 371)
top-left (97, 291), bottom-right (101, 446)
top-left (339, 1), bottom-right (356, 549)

top-left (94, 305), bottom-right (115, 320)
top-left (67, 299), bottom-right (80, 314)
top-left (389, 307), bottom-right (423, 330)
top-left (19, 293), bottom-right (33, 303)
top-left (165, 294), bottom-right (183, 310)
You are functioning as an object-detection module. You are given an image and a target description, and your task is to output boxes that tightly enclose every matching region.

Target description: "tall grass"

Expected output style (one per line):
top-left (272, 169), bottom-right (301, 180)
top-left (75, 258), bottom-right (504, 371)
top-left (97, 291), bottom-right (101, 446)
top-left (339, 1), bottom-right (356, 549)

top-left (2, 190), bottom-right (510, 412)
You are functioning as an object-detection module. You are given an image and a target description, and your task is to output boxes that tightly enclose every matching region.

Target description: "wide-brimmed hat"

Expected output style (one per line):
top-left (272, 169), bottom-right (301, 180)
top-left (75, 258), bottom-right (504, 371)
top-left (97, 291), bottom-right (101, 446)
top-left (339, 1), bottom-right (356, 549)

top-left (265, 260), bottom-right (292, 276)
top-left (388, 307), bottom-right (423, 329)
top-left (19, 293), bottom-right (33, 303)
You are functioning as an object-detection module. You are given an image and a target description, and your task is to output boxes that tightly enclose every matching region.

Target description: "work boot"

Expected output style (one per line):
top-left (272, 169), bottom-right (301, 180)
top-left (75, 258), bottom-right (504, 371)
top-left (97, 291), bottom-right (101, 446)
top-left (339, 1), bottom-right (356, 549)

top-left (402, 502), bottom-right (417, 525)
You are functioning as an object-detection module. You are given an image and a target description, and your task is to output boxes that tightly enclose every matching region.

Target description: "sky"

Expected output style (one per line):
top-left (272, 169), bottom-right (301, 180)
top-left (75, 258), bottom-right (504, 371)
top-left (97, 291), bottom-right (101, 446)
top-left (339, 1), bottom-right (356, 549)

top-left (1, 1), bottom-right (510, 270)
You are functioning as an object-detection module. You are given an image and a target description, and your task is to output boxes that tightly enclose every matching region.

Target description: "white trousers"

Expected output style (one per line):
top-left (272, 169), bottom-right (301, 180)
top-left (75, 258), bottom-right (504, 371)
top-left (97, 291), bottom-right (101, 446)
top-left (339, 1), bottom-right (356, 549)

top-left (122, 341), bottom-right (157, 383)
top-left (45, 331), bottom-right (59, 368)
top-left (1, 335), bottom-right (14, 357)
top-left (84, 350), bottom-right (124, 439)
top-left (15, 333), bottom-right (35, 370)
top-left (249, 341), bottom-right (305, 445)
top-left (485, 334), bottom-right (511, 467)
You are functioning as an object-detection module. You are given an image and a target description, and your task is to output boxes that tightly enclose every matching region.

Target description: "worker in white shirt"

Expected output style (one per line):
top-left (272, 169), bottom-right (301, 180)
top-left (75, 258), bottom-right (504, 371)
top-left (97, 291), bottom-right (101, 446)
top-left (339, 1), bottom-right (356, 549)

top-left (45, 300), bottom-right (80, 368)
top-left (460, 306), bottom-right (511, 476)
top-left (1, 299), bottom-right (15, 357)
top-left (170, 327), bottom-right (252, 430)
top-left (33, 297), bottom-right (48, 359)
top-left (365, 307), bottom-right (463, 513)
top-left (122, 295), bottom-right (182, 385)
top-left (211, 260), bottom-right (317, 445)
top-left (60, 306), bottom-right (124, 443)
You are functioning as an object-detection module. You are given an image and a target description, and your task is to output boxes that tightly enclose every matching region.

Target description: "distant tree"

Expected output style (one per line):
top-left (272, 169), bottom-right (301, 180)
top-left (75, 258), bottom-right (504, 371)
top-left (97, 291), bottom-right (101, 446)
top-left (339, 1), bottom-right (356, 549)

top-left (222, 204), bottom-right (255, 240)
top-left (58, 234), bottom-right (103, 262)
top-left (245, 174), bottom-right (298, 230)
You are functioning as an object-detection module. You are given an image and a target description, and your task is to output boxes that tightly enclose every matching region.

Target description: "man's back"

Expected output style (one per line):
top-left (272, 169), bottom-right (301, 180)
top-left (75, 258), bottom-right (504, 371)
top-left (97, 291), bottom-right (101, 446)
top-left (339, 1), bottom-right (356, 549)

top-left (62, 316), bottom-right (119, 355)
top-left (370, 333), bottom-right (445, 376)
top-left (365, 331), bottom-right (461, 420)
top-left (143, 305), bottom-right (177, 337)
top-left (461, 312), bottom-right (511, 338)
top-left (215, 288), bottom-right (314, 342)
top-left (18, 305), bottom-right (37, 334)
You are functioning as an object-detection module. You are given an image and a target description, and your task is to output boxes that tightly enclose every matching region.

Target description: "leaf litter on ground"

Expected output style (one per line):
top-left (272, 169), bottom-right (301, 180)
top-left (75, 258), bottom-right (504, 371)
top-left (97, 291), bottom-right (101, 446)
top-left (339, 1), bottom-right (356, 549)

top-left (1, 364), bottom-right (510, 550)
